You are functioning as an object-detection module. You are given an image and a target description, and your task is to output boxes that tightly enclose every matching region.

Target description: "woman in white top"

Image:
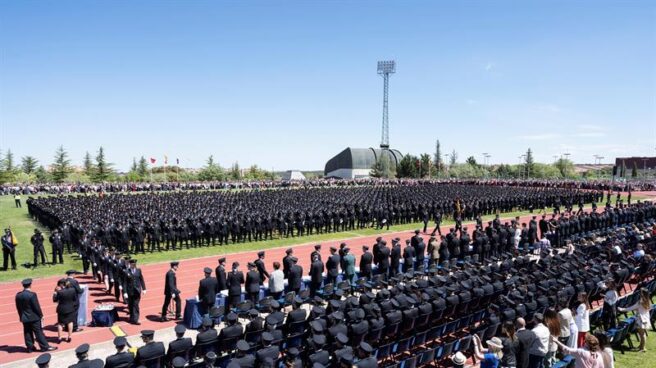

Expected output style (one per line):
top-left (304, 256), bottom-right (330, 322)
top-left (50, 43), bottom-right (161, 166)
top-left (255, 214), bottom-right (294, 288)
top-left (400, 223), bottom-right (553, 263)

top-left (551, 334), bottom-right (605, 368)
top-left (574, 292), bottom-right (590, 348)
top-left (268, 262), bottom-right (285, 300)
top-left (594, 332), bottom-right (614, 368)
top-left (602, 280), bottom-right (618, 330)
top-left (617, 288), bottom-right (651, 352)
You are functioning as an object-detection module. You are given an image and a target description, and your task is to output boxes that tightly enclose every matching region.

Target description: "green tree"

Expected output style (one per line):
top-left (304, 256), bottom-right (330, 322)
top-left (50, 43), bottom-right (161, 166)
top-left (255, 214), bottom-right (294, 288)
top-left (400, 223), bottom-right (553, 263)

top-left (397, 154), bottom-right (419, 178)
top-left (524, 148), bottom-right (535, 178)
top-left (419, 154), bottom-right (432, 178)
top-left (449, 150), bottom-right (458, 165)
top-left (230, 162), bottom-right (241, 180)
top-left (370, 151), bottom-right (396, 178)
top-left (51, 145), bottom-right (72, 183)
top-left (198, 155), bottom-right (226, 181)
top-left (130, 157), bottom-right (138, 173)
top-left (632, 161), bottom-right (638, 178)
top-left (83, 151), bottom-right (95, 176)
top-left (137, 156), bottom-right (149, 178)
top-left (3, 148), bottom-right (17, 173)
top-left (34, 166), bottom-right (51, 183)
top-left (620, 160), bottom-right (627, 177)
top-left (554, 158), bottom-right (575, 178)
top-left (21, 156), bottom-right (39, 174)
top-left (434, 139), bottom-right (443, 174)
top-left (465, 156), bottom-right (478, 167)
top-left (93, 146), bottom-right (114, 182)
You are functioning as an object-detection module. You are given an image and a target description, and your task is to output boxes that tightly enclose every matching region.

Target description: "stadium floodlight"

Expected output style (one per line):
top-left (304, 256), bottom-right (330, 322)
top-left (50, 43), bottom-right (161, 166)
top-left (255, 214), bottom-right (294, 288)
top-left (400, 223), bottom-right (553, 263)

top-left (377, 60), bottom-right (396, 149)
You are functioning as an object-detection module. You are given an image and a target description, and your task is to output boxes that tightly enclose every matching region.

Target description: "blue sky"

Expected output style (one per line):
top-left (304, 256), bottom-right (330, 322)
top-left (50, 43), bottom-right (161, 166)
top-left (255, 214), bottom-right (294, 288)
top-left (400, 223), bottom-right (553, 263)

top-left (1, 0), bottom-right (655, 171)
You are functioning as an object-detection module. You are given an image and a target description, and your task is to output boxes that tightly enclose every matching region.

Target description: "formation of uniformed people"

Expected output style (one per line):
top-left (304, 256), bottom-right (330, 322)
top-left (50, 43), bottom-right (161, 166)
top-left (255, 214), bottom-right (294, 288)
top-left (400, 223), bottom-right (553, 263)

top-left (22, 184), bottom-right (600, 265)
top-left (27, 198), bottom-right (656, 368)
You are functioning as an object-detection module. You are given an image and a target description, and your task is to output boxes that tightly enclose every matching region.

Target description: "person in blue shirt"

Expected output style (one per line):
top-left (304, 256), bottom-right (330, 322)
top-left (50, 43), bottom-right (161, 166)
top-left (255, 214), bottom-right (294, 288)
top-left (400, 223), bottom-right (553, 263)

top-left (473, 334), bottom-right (503, 368)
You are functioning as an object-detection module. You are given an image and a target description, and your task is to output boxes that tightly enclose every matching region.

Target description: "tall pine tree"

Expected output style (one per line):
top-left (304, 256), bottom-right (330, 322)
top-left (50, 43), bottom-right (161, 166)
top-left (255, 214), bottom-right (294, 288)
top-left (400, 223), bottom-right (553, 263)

top-left (93, 146), bottom-right (113, 182)
top-left (83, 151), bottom-right (95, 176)
top-left (137, 156), bottom-right (149, 178)
top-left (51, 145), bottom-right (71, 183)
top-left (524, 148), bottom-right (535, 178)
top-left (21, 156), bottom-right (39, 174)
top-left (434, 139), bottom-right (443, 174)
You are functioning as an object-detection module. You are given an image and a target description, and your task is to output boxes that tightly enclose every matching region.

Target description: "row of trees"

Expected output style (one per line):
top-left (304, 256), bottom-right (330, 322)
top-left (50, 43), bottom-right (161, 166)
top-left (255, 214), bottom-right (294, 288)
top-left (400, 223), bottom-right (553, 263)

top-left (371, 141), bottom-right (623, 180)
top-left (0, 147), bottom-right (275, 184)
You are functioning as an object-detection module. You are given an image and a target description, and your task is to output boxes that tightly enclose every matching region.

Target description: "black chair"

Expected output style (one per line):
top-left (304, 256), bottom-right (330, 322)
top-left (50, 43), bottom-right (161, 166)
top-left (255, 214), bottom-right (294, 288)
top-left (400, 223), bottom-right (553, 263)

top-left (139, 356), bottom-right (164, 368)
top-left (244, 329), bottom-right (264, 349)
top-left (384, 322), bottom-right (401, 341)
top-left (400, 355), bottom-right (418, 368)
top-left (193, 339), bottom-right (218, 360)
top-left (166, 345), bottom-right (192, 366)
top-left (417, 348), bottom-right (436, 367)
top-left (218, 335), bottom-right (240, 356)
top-left (366, 327), bottom-right (384, 346)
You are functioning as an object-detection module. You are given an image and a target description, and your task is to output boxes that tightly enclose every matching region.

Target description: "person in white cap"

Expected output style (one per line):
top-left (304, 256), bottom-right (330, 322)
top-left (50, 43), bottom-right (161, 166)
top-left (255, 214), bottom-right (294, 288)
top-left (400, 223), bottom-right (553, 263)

top-left (473, 334), bottom-right (504, 368)
top-left (451, 351), bottom-right (470, 368)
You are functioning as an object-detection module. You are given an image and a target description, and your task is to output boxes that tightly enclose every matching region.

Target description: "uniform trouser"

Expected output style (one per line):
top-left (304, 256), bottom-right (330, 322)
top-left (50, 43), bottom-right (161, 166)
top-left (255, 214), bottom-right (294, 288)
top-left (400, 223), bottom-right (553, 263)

top-left (326, 274), bottom-right (337, 286)
top-left (309, 283), bottom-right (321, 297)
top-left (423, 221), bottom-right (428, 233)
top-left (52, 246), bottom-right (63, 264)
top-left (82, 256), bottom-right (90, 274)
top-left (248, 292), bottom-right (259, 305)
top-left (227, 295), bottom-right (241, 310)
top-left (33, 246), bottom-right (46, 265)
top-left (15, 199), bottom-right (21, 208)
top-left (128, 293), bottom-right (141, 323)
top-left (22, 321), bottom-right (49, 351)
top-left (3, 248), bottom-right (16, 269)
top-left (162, 294), bottom-right (181, 318)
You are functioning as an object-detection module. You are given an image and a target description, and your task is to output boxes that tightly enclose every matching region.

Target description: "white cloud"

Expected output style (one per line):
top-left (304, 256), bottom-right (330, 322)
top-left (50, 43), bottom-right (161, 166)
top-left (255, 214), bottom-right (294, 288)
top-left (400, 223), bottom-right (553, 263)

top-left (574, 132), bottom-right (606, 138)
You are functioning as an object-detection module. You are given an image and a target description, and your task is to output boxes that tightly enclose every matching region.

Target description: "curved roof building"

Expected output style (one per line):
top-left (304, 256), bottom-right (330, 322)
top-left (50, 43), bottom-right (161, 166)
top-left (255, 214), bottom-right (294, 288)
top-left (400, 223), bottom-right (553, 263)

top-left (324, 147), bottom-right (403, 179)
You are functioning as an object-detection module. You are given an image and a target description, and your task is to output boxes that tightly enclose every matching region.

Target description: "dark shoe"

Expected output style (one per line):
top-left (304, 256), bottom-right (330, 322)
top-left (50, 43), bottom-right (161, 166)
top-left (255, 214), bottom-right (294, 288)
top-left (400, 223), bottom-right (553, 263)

top-left (67, 337), bottom-right (71, 343)
top-left (42, 347), bottom-right (57, 352)
top-left (26, 348), bottom-right (33, 353)
top-left (175, 315), bottom-right (181, 320)
top-left (160, 317), bottom-right (168, 322)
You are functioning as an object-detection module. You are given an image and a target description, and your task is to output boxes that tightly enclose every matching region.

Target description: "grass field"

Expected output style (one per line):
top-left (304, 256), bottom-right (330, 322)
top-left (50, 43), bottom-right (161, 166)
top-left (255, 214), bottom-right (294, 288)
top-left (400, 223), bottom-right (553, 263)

top-left (0, 192), bottom-right (650, 284)
top-left (612, 311), bottom-right (656, 368)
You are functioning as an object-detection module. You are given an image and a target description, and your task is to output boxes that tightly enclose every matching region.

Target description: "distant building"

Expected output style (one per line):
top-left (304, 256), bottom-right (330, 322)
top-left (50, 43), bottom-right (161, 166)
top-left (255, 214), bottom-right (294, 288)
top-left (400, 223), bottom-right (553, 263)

top-left (614, 156), bottom-right (656, 175)
top-left (324, 147), bottom-right (403, 179)
top-left (281, 170), bottom-right (306, 181)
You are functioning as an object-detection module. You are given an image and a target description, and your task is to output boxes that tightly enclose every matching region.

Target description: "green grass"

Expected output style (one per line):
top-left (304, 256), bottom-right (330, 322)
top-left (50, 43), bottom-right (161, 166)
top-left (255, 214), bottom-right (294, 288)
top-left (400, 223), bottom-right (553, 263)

top-left (611, 313), bottom-right (656, 368)
top-left (1, 192), bottom-right (652, 283)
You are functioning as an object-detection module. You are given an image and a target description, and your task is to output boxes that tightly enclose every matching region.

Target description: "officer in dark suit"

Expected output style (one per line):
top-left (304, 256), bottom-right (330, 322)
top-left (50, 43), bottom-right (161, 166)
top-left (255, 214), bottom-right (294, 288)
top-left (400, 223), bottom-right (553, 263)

top-left (359, 246), bottom-right (373, 280)
top-left (125, 259), bottom-right (146, 324)
top-left (403, 240), bottom-right (415, 272)
top-left (378, 242), bottom-right (390, 279)
top-left (135, 330), bottom-right (165, 366)
top-left (354, 342), bottom-right (377, 368)
top-left (245, 262), bottom-right (261, 304)
top-left (326, 246), bottom-right (340, 286)
top-left (198, 267), bottom-right (218, 315)
top-left (231, 340), bottom-right (255, 368)
top-left (288, 257), bottom-right (303, 294)
top-left (311, 244), bottom-right (322, 263)
top-left (104, 336), bottom-right (134, 368)
top-left (215, 257), bottom-right (227, 292)
top-left (415, 238), bottom-right (426, 271)
top-left (308, 334), bottom-right (330, 366)
top-left (161, 261), bottom-right (181, 322)
top-left (309, 254), bottom-right (324, 297)
top-left (15, 279), bottom-right (55, 353)
top-left (515, 318), bottom-right (536, 368)
top-left (226, 262), bottom-right (244, 310)
top-left (255, 332), bottom-right (280, 365)
top-left (254, 251), bottom-right (269, 285)
top-left (283, 248), bottom-right (294, 279)
top-left (31, 229), bottom-right (47, 267)
top-left (68, 343), bottom-right (103, 368)
top-left (218, 313), bottom-right (243, 346)
top-left (390, 238), bottom-right (401, 277)
top-left (167, 324), bottom-right (193, 363)
top-left (195, 316), bottom-right (219, 351)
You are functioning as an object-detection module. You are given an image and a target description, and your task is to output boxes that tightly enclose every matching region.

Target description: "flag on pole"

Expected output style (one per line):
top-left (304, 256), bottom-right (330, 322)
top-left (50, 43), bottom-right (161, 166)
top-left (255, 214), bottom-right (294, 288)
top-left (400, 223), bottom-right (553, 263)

top-left (150, 157), bottom-right (156, 164)
top-left (164, 155), bottom-right (168, 165)
top-left (10, 229), bottom-right (18, 246)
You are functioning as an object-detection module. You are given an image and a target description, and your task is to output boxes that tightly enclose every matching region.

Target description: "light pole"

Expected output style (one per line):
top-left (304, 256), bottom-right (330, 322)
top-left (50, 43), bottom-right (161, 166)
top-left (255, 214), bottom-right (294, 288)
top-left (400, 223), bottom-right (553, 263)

top-left (518, 155), bottom-right (526, 179)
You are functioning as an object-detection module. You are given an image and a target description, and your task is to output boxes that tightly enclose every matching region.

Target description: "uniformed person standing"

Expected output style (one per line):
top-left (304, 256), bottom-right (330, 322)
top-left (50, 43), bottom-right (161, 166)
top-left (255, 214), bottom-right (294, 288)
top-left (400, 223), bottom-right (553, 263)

top-left (226, 262), bottom-right (244, 310)
top-left (31, 229), bottom-right (47, 267)
top-left (245, 262), bottom-right (261, 304)
top-left (2, 229), bottom-right (17, 270)
top-left (254, 251), bottom-right (269, 285)
top-left (125, 259), bottom-right (146, 325)
top-left (15, 279), bottom-right (56, 353)
top-left (198, 267), bottom-right (218, 315)
top-left (161, 261), bottom-right (181, 322)
top-left (215, 257), bottom-right (227, 292)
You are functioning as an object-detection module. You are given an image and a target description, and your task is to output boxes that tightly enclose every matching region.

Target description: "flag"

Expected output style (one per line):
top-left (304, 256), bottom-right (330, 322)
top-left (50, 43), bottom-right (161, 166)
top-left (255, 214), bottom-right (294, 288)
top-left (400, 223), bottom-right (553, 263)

top-left (164, 155), bottom-right (168, 165)
top-left (150, 157), bottom-right (156, 164)
top-left (10, 230), bottom-right (18, 246)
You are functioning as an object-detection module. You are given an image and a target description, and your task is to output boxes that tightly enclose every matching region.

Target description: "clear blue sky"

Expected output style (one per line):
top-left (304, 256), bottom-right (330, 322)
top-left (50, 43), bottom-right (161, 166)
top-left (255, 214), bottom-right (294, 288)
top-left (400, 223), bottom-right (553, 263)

top-left (1, 0), bottom-right (655, 171)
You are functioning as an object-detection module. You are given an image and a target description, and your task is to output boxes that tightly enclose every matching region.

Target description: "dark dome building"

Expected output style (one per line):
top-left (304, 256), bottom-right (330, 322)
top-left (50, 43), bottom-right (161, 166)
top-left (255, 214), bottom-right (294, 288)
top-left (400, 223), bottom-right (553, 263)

top-left (324, 147), bottom-right (403, 179)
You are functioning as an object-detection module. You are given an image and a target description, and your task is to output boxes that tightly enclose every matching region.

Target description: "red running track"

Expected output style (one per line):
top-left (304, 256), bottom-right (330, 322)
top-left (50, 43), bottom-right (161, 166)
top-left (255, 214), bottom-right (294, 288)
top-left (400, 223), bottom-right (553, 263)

top-left (1, 191), bottom-right (654, 365)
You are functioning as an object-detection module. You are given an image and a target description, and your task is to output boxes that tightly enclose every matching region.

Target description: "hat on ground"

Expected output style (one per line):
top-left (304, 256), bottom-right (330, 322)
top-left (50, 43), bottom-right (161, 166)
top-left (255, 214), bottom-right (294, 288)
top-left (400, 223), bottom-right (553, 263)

top-left (113, 336), bottom-right (127, 347)
top-left (141, 330), bottom-right (155, 338)
top-left (21, 278), bottom-right (32, 287)
top-left (237, 340), bottom-right (250, 352)
top-left (174, 324), bottom-right (186, 334)
top-left (75, 343), bottom-right (90, 355)
top-left (486, 336), bottom-right (503, 350)
top-left (35, 353), bottom-right (51, 366)
top-left (171, 357), bottom-right (186, 368)
top-left (203, 267), bottom-right (212, 274)
top-left (452, 351), bottom-right (467, 365)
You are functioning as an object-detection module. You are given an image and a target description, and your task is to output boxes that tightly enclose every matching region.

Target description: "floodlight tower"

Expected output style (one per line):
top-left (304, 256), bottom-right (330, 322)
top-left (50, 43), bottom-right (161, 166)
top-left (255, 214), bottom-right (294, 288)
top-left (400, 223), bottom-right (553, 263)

top-left (377, 60), bottom-right (396, 149)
